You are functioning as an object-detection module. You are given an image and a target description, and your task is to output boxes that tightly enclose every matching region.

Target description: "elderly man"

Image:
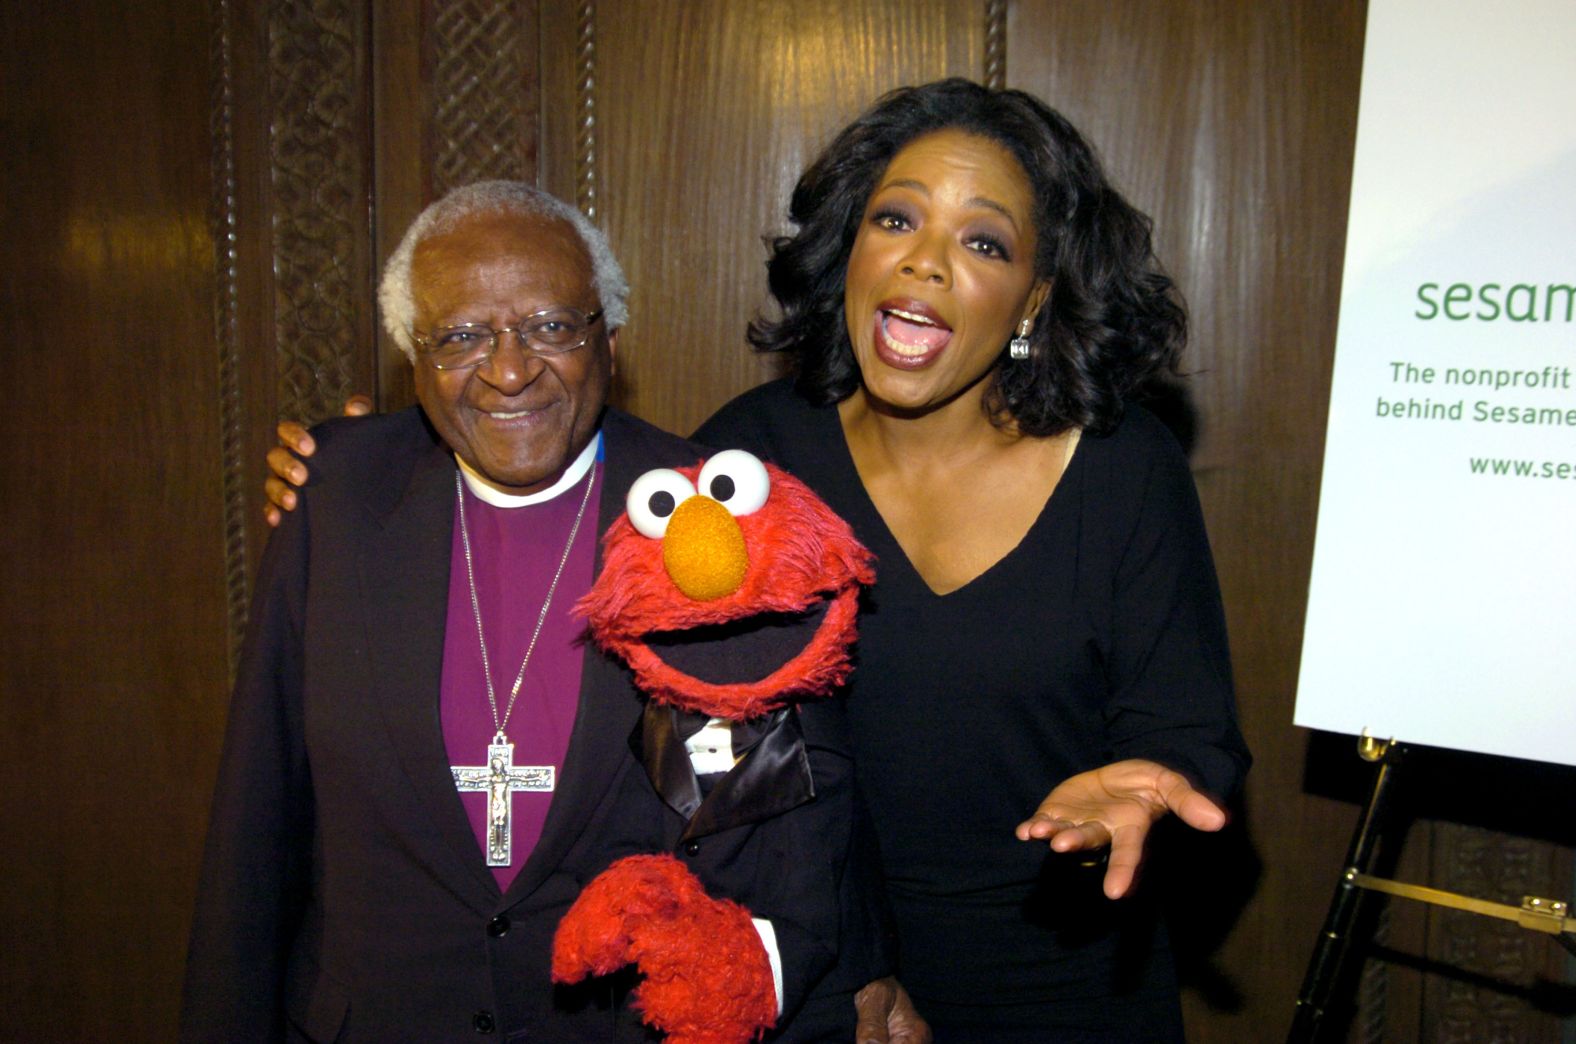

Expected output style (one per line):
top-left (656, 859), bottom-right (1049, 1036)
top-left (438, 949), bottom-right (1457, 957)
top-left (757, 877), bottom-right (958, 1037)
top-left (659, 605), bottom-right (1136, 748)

top-left (181, 182), bottom-right (907, 1042)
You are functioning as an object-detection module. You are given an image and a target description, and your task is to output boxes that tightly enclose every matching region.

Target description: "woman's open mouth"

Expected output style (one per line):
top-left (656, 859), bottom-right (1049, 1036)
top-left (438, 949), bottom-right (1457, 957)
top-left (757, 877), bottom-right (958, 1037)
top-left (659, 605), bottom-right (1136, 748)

top-left (873, 303), bottom-right (953, 368)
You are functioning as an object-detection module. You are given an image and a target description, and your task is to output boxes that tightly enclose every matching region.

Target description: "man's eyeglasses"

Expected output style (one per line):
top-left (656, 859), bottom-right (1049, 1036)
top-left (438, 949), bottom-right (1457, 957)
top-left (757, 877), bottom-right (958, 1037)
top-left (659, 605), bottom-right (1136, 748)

top-left (412, 308), bottom-right (604, 370)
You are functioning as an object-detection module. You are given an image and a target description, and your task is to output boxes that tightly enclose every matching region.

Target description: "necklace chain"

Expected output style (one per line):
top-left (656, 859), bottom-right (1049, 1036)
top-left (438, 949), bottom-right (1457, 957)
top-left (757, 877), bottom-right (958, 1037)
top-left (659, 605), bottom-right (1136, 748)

top-left (455, 463), bottom-right (597, 738)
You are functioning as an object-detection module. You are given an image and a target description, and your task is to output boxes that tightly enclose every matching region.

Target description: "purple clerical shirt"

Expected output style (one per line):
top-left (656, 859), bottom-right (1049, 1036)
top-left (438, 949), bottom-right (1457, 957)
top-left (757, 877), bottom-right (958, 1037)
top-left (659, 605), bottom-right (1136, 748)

top-left (440, 461), bottom-right (601, 891)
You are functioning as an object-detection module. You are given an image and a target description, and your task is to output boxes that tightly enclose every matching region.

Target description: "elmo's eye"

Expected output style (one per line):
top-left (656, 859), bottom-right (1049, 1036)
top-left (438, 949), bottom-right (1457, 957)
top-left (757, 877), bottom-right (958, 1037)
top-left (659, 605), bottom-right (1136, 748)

top-left (625, 468), bottom-right (697, 538)
top-left (696, 450), bottom-right (770, 517)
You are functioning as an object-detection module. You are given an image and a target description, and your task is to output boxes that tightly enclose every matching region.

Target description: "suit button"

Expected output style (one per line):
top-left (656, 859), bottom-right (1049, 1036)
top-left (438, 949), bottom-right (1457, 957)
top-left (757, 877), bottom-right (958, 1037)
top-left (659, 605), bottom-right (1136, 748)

top-left (473, 1010), bottom-right (495, 1034)
top-left (487, 915), bottom-right (510, 937)
top-left (683, 841), bottom-right (700, 856)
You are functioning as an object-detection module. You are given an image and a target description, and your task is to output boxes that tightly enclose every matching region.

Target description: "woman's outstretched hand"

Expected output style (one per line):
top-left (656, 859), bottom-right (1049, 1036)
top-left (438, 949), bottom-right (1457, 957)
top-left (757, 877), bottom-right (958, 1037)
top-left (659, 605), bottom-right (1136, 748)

top-left (1015, 758), bottom-right (1226, 900)
top-left (263, 395), bottom-right (373, 526)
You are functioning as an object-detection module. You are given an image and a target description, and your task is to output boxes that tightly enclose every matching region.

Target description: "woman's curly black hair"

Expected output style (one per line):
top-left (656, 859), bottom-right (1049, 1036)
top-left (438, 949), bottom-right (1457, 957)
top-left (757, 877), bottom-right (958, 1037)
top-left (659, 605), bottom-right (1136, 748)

top-left (748, 78), bottom-right (1186, 437)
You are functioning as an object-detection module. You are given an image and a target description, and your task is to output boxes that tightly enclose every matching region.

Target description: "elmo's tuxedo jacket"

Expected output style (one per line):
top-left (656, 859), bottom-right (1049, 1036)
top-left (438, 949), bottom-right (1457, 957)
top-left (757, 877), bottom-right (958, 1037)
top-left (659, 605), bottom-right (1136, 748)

top-left (181, 406), bottom-right (887, 1043)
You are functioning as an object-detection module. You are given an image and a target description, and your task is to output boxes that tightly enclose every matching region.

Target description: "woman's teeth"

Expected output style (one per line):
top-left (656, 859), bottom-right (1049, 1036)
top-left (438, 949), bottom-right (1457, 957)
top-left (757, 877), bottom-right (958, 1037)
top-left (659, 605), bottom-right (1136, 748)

top-left (881, 310), bottom-right (951, 355)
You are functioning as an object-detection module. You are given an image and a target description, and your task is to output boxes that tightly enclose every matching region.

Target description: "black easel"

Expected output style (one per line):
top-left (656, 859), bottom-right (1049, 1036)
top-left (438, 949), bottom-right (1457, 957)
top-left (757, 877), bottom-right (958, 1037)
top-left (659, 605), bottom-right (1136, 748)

top-left (1286, 735), bottom-right (1576, 1043)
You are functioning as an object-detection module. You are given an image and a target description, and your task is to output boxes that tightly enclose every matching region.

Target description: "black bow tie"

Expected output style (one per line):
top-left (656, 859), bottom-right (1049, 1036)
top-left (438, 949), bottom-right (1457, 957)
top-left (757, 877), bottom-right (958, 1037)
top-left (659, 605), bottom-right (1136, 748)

top-left (634, 703), bottom-right (815, 842)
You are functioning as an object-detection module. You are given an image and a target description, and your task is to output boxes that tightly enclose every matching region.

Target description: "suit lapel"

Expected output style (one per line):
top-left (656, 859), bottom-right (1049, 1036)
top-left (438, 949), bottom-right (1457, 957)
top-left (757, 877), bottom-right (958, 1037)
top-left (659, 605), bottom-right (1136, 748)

top-left (503, 415), bottom-right (653, 904)
top-left (358, 438), bottom-right (501, 907)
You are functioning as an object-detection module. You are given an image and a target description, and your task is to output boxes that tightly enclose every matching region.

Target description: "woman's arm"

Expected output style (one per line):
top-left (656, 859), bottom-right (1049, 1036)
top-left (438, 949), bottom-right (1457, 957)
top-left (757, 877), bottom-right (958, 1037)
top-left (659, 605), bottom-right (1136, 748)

top-left (263, 395), bottom-right (373, 525)
top-left (1014, 759), bottom-right (1226, 899)
top-left (1017, 412), bottom-right (1248, 899)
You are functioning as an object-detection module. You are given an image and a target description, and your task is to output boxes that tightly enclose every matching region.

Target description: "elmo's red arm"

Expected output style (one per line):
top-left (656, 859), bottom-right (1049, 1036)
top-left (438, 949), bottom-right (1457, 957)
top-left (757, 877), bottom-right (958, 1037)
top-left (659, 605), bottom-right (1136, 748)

top-left (552, 854), bottom-right (777, 1044)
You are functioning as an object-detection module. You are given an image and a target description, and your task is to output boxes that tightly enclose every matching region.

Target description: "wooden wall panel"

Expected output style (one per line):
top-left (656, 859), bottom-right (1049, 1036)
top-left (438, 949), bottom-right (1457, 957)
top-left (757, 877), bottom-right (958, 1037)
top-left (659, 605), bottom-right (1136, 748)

top-left (370, 0), bottom-right (427, 410)
top-left (266, 0), bottom-right (379, 426)
top-left (216, 0), bottom-right (384, 600)
top-left (1422, 821), bottom-right (1573, 1042)
top-left (541, 0), bottom-right (986, 438)
top-left (427, 0), bottom-right (541, 195)
top-left (0, 1), bottom-right (228, 1037)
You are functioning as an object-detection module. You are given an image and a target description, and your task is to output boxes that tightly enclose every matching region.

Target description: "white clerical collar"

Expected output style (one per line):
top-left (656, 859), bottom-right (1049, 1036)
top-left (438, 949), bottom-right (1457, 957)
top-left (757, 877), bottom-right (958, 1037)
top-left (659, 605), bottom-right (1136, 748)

top-left (456, 432), bottom-right (601, 508)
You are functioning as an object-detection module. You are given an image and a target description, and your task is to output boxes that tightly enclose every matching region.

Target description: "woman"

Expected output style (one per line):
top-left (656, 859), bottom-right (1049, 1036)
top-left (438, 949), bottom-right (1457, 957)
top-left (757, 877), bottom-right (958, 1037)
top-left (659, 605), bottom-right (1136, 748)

top-left (692, 79), bottom-right (1247, 1041)
top-left (268, 79), bottom-right (1248, 1040)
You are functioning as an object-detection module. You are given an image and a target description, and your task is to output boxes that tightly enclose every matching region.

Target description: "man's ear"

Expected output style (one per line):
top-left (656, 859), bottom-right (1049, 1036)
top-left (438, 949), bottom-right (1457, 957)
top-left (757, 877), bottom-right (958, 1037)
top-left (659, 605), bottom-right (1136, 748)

top-left (607, 329), bottom-right (618, 376)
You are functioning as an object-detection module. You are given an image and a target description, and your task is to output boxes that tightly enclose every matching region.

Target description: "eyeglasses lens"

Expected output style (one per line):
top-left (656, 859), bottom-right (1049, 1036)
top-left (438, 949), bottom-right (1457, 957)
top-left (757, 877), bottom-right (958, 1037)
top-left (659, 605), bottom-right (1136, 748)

top-left (421, 309), bottom-right (600, 369)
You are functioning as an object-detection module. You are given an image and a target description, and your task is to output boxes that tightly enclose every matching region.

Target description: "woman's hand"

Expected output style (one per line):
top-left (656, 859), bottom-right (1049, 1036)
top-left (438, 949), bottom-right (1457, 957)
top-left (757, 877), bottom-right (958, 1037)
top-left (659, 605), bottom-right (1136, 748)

top-left (263, 395), bottom-right (373, 526)
top-left (1015, 758), bottom-right (1226, 900)
top-left (854, 977), bottom-right (931, 1044)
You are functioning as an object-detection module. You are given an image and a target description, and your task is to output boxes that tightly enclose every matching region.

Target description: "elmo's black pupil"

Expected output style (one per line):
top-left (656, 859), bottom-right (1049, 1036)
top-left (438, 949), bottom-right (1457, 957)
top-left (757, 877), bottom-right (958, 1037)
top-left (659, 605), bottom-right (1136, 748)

top-left (709, 475), bottom-right (736, 502)
top-left (649, 490), bottom-right (676, 518)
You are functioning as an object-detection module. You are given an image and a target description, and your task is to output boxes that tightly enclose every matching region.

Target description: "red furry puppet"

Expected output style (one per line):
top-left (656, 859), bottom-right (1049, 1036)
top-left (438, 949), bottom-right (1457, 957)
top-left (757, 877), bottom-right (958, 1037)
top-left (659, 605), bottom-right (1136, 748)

top-left (552, 449), bottom-right (874, 1044)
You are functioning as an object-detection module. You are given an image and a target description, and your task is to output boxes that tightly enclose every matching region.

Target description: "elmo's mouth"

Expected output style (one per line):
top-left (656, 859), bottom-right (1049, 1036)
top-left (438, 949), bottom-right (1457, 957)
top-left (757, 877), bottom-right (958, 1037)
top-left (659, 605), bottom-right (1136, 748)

top-left (602, 581), bottom-right (860, 721)
top-left (640, 602), bottom-right (832, 687)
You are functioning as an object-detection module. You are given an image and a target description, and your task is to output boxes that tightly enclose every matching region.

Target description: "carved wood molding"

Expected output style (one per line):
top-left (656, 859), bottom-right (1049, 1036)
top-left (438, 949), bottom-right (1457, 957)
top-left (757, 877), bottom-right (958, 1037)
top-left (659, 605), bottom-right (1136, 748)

top-left (267, 0), bottom-right (365, 424)
top-left (574, 0), bottom-right (596, 218)
top-left (984, 0), bottom-right (1005, 89)
top-left (1355, 901), bottom-right (1392, 1044)
top-left (210, 0), bottom-right (249, 671)
top-left (430, 0), bottom-right (538, 194)
top-left (1429, 822), bottom-right (1569, 1038)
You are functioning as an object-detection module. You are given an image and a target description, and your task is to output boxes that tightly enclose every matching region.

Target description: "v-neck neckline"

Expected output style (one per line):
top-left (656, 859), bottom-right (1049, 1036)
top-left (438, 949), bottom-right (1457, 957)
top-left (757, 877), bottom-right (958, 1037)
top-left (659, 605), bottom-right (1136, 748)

top-left (825, 409), bottom-right (1084, 600)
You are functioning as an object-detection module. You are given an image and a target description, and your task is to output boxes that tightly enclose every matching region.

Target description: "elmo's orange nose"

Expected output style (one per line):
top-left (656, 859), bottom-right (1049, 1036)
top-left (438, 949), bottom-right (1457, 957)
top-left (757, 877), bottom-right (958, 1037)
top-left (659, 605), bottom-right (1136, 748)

top-left (662, 496), bottom-right (748, 601)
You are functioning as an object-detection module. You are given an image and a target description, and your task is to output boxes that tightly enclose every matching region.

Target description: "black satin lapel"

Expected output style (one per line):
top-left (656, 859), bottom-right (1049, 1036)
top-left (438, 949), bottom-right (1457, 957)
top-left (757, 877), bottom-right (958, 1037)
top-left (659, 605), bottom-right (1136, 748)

top-left (634, 703), bottom-right (705, 821)
top-left (681, 708), bottom-right (815, 842)
top-left (359, 446), bottom-right (499, 906)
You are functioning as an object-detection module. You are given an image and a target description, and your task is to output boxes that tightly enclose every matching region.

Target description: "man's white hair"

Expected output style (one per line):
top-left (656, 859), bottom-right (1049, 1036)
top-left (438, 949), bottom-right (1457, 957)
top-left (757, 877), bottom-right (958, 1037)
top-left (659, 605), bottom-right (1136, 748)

top-left (378, 180), bottom-right (630, 362)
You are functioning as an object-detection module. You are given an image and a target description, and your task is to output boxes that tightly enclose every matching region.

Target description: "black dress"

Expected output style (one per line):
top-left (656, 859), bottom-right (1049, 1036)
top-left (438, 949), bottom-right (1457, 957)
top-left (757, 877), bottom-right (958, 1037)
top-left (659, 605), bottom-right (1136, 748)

top-left (695, 379), bottom-right (1249, 1041)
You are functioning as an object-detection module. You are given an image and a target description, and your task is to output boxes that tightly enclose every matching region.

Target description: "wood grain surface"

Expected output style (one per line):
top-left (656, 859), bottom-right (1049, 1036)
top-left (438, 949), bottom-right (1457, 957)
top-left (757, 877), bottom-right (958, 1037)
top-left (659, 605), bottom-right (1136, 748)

top-left (0, 1), bottom-right (228, 1037)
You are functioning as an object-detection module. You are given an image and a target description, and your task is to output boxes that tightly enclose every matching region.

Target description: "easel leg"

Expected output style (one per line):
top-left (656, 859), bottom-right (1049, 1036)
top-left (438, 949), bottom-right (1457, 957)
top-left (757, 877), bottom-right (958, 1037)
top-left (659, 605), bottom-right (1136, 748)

top-left (1287, 740), bottom-right (1406, 1043)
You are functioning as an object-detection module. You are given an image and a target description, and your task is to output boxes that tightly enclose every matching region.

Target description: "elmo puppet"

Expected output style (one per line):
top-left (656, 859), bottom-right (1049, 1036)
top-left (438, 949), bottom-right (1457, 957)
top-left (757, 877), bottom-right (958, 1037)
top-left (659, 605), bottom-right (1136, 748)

top-left (551, 449), bottom-right (874, 1044)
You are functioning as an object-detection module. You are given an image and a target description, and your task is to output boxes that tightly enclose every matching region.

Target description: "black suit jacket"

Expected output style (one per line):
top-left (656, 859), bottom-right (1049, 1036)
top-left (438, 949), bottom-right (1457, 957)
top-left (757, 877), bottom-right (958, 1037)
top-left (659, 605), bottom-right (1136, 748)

top-left (181, 407), bottom-right (886, 1043)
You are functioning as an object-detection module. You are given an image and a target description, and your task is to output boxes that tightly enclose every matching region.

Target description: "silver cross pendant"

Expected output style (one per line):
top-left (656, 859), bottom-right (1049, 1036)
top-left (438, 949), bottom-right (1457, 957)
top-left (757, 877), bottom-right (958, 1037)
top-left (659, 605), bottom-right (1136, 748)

top-left (451, 731), bottom-right (555, 866)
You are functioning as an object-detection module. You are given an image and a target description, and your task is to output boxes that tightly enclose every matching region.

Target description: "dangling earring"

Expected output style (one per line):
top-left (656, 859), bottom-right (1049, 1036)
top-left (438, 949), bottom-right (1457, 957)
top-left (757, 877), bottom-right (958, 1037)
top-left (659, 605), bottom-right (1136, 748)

top-left (1008, 319), bottom-right (1032, 360)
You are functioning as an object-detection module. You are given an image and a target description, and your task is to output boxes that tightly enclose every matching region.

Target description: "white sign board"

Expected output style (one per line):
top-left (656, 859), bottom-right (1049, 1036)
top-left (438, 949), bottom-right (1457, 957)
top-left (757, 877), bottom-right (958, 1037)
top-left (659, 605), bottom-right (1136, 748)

top-left (1295, 0), bottom-right (1576, 767)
